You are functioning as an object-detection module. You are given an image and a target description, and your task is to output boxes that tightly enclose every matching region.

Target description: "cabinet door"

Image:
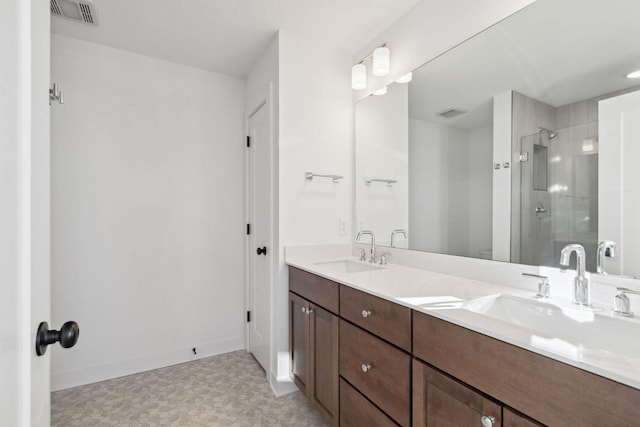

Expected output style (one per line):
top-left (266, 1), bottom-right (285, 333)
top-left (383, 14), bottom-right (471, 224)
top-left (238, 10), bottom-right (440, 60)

top-left (413, 359), bottom-right (501, 427)
top-left (290, 292), bottom-right (310, 395)
top-left (309, 304), bottom-right (339, 426)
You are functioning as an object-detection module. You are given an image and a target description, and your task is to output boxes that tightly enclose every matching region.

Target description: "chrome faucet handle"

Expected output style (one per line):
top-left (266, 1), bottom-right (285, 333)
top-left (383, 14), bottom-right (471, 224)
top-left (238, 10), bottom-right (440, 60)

top-left (613, 287), bottom-right (640, 317)
top-left (359, 249), bottom-right (366, 261)
top-left (536, 278), bottom-right (551, 298)
top-left (378, 253), bottom-right (388, 265)
top-left (522, 273), bottom-right (550, 298)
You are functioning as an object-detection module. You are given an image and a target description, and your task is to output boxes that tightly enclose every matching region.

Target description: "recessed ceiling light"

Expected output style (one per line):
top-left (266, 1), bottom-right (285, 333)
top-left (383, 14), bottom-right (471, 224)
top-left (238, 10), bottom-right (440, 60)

top-left (626, 70), bottom-right (640, 79)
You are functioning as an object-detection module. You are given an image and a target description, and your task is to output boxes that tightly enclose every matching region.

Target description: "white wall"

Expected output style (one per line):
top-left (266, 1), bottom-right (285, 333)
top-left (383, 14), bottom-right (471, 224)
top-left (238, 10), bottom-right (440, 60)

top-left (353, 0), bottom-right (536, 99)
top-left (50, 35), bottom-right (246, 390)
top-left (409, 119), bottom-right (491, 257)
top-left (275, 30), bottom-right (353, 392)
top-left (409, 119), bottom-right (450, 252)
top-left (492, 91), bottom-right (512, 261)
top-left (355, 83), bottom-right (409, 247)
top-left (468, 125), bottom-right (493, 257)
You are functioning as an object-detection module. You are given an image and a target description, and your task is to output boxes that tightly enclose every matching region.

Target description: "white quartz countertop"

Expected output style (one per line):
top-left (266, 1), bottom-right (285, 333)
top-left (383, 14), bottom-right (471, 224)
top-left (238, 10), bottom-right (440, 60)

top-left (287, 255), bottom-right (640, 391)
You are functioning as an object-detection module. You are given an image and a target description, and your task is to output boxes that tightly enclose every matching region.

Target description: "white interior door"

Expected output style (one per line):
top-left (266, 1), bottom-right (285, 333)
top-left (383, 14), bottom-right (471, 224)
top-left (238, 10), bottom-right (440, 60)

top-left (599, 90), bottom-right (640, 278)
top-left (1, 1), bottom-right (51, 425)
top-left (247, 102), bottom-right (271, 372)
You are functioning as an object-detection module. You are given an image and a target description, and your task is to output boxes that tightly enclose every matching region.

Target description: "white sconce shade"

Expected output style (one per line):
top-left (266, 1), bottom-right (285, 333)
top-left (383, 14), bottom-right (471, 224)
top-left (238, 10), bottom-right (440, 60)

top-left (396, 72), bottom-right (412, 83)
top-left (352, 63), bottom-right (367, 90)
top-left (373, 86), bottom-right (387, 96)
top-left (372, 47), bottom-right (390, 77)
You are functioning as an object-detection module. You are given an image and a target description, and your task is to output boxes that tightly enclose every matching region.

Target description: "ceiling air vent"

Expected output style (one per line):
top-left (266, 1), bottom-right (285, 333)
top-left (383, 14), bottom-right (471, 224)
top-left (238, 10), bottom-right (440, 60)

top-left (436, 108), bottom-right (469, 119)
top-left (51, 0), bottom-right (99, 26)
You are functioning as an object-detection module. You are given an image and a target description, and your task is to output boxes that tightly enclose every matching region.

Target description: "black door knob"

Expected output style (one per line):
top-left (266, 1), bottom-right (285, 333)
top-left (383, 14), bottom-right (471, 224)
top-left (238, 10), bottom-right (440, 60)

top-left (36, 321), bottom-right (80, 356)
top-left (256, 246), bottom-right (267, 255)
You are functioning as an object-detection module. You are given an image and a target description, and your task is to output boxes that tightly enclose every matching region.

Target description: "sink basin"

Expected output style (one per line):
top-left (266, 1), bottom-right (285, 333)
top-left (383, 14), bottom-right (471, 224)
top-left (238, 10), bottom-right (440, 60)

top-left (313, 259), bottom-right (383, 274)
top-left (461, 294), bottom-right (640, 360)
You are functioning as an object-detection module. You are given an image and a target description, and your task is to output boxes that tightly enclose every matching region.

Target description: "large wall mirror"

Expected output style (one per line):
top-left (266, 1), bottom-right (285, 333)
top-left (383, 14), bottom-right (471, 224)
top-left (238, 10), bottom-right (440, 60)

top-left (355, 0), bottom-right (640, 278)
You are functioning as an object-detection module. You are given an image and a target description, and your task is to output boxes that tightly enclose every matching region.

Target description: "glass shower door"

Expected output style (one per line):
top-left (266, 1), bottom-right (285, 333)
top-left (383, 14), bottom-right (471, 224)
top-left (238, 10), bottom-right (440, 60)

top-left (519, 123), bottom-right (598, 270)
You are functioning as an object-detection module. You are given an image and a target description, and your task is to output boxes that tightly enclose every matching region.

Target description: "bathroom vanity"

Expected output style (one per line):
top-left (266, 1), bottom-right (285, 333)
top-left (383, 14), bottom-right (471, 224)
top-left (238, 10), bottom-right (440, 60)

top-left (288, 258), bottom-right (640, 427)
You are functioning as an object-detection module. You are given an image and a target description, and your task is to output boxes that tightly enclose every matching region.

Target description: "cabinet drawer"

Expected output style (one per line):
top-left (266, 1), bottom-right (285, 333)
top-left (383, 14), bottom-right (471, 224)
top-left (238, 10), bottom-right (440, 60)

top-left (340, 320), bottom-right (411, 426)
top-left (289, 267), bottom-right (339, 314)
top-left (340, 378), bottom-right (398, 427)
top-left (340, 285), bottom-right (411, 351)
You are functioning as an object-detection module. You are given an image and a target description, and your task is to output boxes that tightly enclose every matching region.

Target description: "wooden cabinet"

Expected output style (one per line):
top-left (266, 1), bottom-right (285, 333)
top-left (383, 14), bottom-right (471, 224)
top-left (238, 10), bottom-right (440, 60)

top-left (340, 320), bottom-right (411, 426)
top-left (340, 285), bottom-right (412, 352)
top-left (309, 301), bottom-right (339, 424)
top-left (290, 267), bottom-right (339, 314)
top-left (503, 408), bottom-right (544, 427)
top-left (340, 378), bottom-right (398, 427)
top-left (413, 310), bottom-right (640, 426)
top-left (289, 268), bottom-right (339, 426)
top-left (413, 360), bottom-right (544, 427)
top-left (413, 359), bottom-right (501, 427)
top-left (290, 292), bottom-right (310, 395)
top-left (290, 267), bottom-right (640, 427)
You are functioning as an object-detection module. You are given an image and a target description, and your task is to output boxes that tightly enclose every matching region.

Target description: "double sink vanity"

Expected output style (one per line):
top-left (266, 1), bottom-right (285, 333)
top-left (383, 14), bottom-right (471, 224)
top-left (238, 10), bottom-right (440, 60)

top-left (287, 248), bottom-right (640, 426)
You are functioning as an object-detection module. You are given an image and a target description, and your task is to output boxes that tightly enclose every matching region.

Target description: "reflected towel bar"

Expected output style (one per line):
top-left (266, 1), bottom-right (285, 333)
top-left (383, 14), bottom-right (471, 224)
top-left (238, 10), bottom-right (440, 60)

top-left (364, 177), bottom-right (397, 186)
top-left (305, 172), bottom-right (343, 183)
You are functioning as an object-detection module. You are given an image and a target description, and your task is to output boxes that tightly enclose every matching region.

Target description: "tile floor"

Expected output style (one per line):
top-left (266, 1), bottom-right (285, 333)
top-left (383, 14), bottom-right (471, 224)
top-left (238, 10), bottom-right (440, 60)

top-left (52, 350), bottom-right (328, 426)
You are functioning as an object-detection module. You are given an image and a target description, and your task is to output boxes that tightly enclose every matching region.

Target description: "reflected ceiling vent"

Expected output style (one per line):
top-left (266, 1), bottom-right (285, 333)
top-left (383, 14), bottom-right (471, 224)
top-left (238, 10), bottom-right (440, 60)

top-left (436, 108), bottom-right (469, 119)
top-left (51, 0), bottom-right (99, 26)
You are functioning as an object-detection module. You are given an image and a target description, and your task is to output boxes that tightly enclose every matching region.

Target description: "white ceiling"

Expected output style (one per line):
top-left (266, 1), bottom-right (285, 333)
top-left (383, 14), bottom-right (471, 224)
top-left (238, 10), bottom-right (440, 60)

top-left (51, 0), bottom-right (421, 77)
top-left (407, 0), bottom-right (640, 129)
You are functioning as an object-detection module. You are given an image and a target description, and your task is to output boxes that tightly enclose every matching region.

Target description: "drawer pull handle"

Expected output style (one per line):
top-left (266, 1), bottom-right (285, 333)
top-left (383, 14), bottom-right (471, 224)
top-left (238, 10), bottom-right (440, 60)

top-left (361, 363), bottom-right (372, 373)
top-left (361, 309), bottom-right (372, 318)
top-left (481, 415), bottom-right (496, 427)
top-left (301, 307), bottom-right (314, 315)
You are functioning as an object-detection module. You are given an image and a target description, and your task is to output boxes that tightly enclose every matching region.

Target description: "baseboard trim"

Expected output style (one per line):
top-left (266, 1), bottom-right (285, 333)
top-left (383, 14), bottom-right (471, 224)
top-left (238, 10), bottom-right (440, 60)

top-left (52, 337), bottom-right (245, 391)
top-left (269, 371), bottom-right (298, 397)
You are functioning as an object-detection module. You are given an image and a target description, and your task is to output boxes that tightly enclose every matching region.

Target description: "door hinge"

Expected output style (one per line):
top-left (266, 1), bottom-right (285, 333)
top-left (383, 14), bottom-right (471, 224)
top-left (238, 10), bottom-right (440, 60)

top-left (247, 311), bottom-right (251, 322)
top-left (246, 224), bottom-right (251, 235)
top-left (246, 136), bottom-right (251, 147)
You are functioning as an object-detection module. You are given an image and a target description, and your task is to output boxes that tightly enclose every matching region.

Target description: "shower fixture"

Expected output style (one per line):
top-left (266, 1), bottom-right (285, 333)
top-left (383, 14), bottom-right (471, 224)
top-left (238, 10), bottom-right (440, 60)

top-left (539, 127), bottom-right (559, 140)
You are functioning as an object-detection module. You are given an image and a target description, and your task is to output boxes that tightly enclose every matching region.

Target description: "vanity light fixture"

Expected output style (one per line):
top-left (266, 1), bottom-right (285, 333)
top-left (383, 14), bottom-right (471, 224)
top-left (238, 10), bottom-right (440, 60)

top-left (351, 43), bottom-right (390, 90)
top-left (352, 64), bottom-right (367, 90)
top-left (373, 87), bottom-right (387, 96)
top-left (372, 46), bottom-right (390, 77)
top-left (626, 70), bottom-right (640, 79)
top-left (396, 72), bottom-right (412, 83)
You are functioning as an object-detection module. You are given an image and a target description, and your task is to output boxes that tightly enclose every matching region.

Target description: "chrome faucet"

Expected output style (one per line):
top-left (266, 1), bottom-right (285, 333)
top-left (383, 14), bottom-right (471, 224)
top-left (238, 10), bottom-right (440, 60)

top-left (559, 244), bottom-right (589, 306)
top-left (356, 230), bottom-right (376, 263)
top-left (596, 240), bottom-right (618, 275)
top-left (390, 229), bottom-right (407, 248)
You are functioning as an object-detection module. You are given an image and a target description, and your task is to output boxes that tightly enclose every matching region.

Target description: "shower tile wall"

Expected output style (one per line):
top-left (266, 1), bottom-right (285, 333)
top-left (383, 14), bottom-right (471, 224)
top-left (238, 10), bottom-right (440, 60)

top-left (510, 91), bottom-right (556, 265)
top-left (514, 85), bottom-right (640, 271)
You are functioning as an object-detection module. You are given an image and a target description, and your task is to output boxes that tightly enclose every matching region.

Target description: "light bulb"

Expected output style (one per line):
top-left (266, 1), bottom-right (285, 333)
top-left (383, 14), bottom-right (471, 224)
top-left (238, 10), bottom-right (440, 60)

top-left (372, 47), bottom-right (390, 77)
top-left (352, 64), bottom-right (367, 90)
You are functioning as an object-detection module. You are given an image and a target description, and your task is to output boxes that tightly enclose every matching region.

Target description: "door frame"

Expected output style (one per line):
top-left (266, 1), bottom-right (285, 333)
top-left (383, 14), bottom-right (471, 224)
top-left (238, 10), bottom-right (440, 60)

top-left (1, 0), bottom-right (51, 425)
top-left (244, 82), bottom-right (275, 376)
